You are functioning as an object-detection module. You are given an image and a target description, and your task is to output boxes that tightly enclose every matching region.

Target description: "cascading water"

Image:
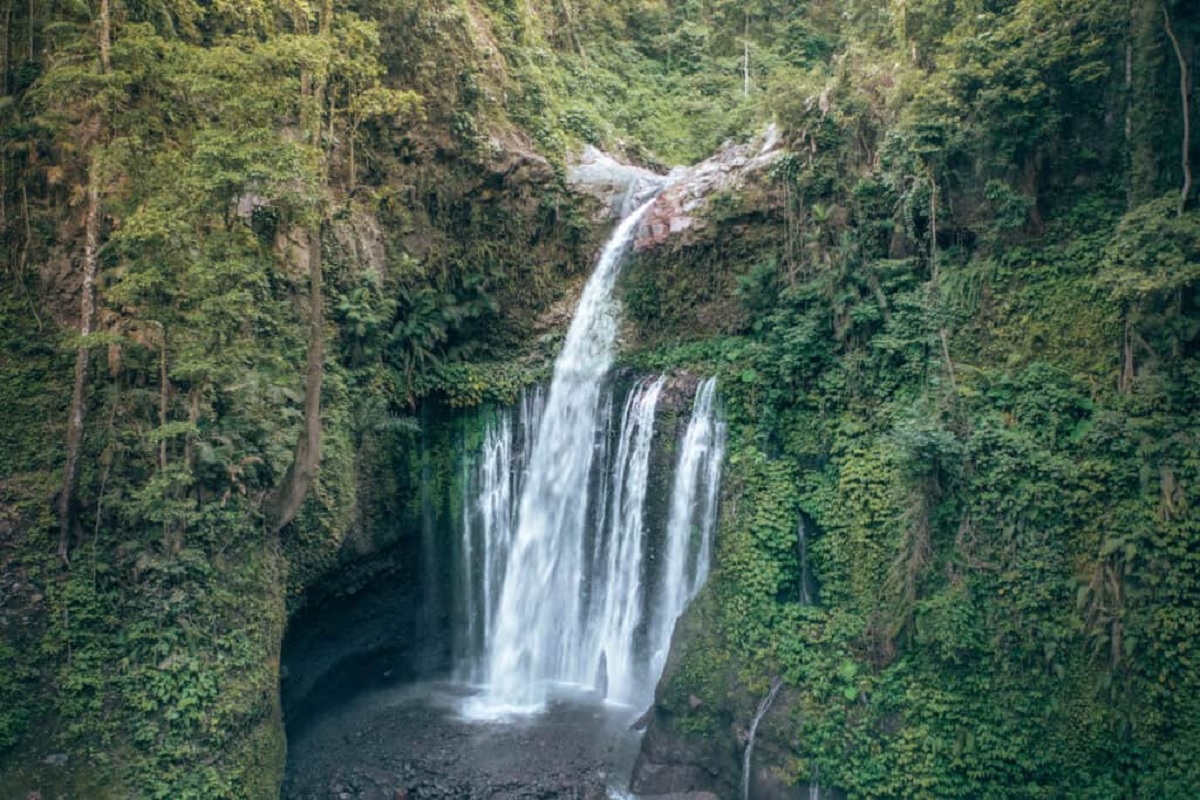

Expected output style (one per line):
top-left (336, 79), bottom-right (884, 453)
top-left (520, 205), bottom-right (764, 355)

top-left (458, 386), bottom-right (545, 682)
top-left (648, 377), bottom-right (725, 681)
top-left (454, 197), bottom-right (725, 716)
top-left (583, 375), bottom-right (665, 703)
top-left (797, 514), bottom-right (816, 607)
top-left (478, 199), bottom-right (657, 713)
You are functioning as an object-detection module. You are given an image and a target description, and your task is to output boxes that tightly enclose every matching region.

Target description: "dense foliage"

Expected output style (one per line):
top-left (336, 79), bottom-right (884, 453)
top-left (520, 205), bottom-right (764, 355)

top-left (620, 0), bottom-right (1200, 795)
top-left (1, 0), bottom-right (1197, 797)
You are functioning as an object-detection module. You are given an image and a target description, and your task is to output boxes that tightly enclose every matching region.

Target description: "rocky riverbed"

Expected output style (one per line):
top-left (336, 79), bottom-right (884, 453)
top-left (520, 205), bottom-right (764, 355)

top-left (282, 682), bottom-right (650, 800)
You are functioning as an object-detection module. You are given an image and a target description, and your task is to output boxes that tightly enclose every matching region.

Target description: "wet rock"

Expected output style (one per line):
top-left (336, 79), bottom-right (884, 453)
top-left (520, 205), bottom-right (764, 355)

top-left (283, 683), bottom-right (624, 800)
top-left (629, 702), bottom-right (739, 797)
top-left (568, 146), bottom-right (668, 220)
top-left (629, 758), bottom-right (714, 796)
top-left (633, 124), bottom-right (785, 252)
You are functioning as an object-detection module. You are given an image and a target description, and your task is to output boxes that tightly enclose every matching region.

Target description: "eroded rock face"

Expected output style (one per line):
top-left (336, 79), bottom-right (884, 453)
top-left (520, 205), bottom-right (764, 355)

top-left (628, 496), bottom-right (847, 800)
top-left (280, 550), bottom-right (445, 735)
top-left (631, 687), bottom-right (845, 800)
top-left (628, 595), bottom-right (740, 797)
top-left (629, 716), bottom-right (737, 796)
top-left (568, 127), bottom-right (785, 248)
top-left (568, 145), bottom-right (668, 219)
top-left (636, 125), bottom-right (784, 251)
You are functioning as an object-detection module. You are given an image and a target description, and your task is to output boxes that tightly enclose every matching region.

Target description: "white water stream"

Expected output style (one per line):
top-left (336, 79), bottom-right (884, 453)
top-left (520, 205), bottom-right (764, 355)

top-left (457, 200), bottom-right (725, 716)
top-left (650, 377), bottom-right (725, 681)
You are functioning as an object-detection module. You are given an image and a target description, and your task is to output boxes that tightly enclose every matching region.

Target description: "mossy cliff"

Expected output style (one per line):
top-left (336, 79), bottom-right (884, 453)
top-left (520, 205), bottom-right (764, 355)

top-left (0, 2), bottom-right (602, 796)
top-left (618, 59), bottom-right (1200, 798)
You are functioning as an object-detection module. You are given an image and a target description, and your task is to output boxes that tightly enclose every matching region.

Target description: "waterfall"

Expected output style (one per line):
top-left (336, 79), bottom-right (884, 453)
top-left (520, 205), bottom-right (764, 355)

top-left (742, 676), bottom-right (784, 800)
top-left (453, 196), bottom-right (724, 716)
top-left (649, 377), bottom-right (726, 680)
top-left (459, 387), bottom-right (544, 682)
top-left (584, 375), bottom-right (665, 703)
top-left (478, 200), bottom-right (658, 712)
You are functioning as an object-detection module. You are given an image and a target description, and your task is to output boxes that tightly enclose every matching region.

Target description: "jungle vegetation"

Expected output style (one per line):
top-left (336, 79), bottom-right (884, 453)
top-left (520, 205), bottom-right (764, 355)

top-left (0, 0), bottom-right (1197, 797)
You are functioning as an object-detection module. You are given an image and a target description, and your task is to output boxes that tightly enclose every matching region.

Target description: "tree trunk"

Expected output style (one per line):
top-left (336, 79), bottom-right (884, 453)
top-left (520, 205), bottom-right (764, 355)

top-left (1121, 316), bottom-right (1135, 392)
top-left (558, 0), bottom-right (587, 63)
top-left (265, 228), bottom-right (324, 532)
top-left (929, 172), bottom-right (956, 389)
top-left (98, 0), bottom-right (110, 73)
top-left (158, 329), bottom-right (168, 473)
top-left (265, 0), bottom-right (333, 532)
top-left (349, 120), bottom-right (357, 189)
top-left (59, 174), bottom-right (100, 564)
top-left (1125, 1), bottom-right (1134, 169)
top-left (314, 0), bottom-right (332, 152)
top-left (1163, 4), bottom-right (1192, 215)
top-left (742, 11), bottom-right (750, 97)
top-left (58, 0), bottom-right (112, 564)
top-left (2, 1), bottom-right (12, 97)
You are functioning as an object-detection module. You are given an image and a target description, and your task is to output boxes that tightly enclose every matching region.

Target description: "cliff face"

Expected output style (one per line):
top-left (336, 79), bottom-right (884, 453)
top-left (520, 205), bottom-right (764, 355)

top-left (614, 146), bottom-right (1200, 800)
top-left (0, 3), bottom-right (601, 796)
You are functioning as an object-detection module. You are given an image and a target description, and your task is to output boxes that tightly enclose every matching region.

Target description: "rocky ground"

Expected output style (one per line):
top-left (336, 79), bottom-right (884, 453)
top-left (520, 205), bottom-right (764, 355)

top-left (282, 682), bottom-right (648, 800)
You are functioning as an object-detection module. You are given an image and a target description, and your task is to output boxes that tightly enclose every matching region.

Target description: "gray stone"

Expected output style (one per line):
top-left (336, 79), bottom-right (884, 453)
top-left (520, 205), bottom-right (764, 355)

top-left (567, 146), bottom-right (669, 220)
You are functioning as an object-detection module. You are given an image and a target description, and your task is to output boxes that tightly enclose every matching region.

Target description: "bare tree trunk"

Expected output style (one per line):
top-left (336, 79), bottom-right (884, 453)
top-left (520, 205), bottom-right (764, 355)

top-left (99, 0), bottom-right (110, 73)
top-left (558, 0), bottom-right (587, 63)
top-left (58, 1), bottom-right (111, 564)
top-left (929, 174), bottom-right (939, 284)
top-left (1163, 5), bottom-right (1192, 216)
top-left (1125, 1), bottom-right (1134, 186)
top-left (349, 121), bottom-right (357, 189)
top-left (1121, 316), bottom-right (1135, 392)
top-left (2, 0), bottom-right (12, 97)
top-left (158, 332), bottom-right (167, 473)
top-left (0, 0), bottom-right (5, 261)
top-left (315, 0), bottom-right (332, 151)
top-left (266, 228), bottom-right (324, 532)
top-left (265, 0), bottom-right (333, 532)
top-left (158, 330), bottom-right (173, 554)
top-left (59, 175), bottom-right (100, 564)
top-left (1130, 0), bottom-right (1165, 205)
